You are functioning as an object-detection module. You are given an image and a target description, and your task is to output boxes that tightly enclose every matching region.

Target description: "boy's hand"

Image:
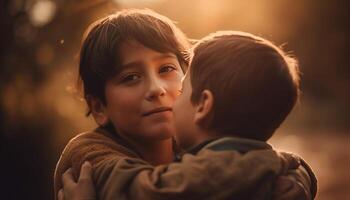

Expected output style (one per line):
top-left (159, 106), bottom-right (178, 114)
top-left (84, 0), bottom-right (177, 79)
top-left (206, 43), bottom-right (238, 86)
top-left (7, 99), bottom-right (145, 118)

top-left (278, 152), bottom-right (301, 173)
top-left (273, 152), bottom-right (315, 200)
top-left (272, 175), bottom-right (309, 200)
top-left (58, 161), bottom-right (96, 200)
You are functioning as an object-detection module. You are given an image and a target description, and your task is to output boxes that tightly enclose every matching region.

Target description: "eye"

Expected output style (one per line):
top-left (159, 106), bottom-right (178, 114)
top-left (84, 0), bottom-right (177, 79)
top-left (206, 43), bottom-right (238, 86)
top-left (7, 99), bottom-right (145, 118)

top-left (159, 65), bottom-right (177, 74)
top-left (120, 74), bottom-right (141, 83)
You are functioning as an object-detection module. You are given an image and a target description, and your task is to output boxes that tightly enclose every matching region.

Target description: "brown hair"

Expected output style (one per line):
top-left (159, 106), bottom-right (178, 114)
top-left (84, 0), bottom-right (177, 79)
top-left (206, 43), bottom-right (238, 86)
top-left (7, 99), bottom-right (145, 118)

top-left (190, 31), bottom-right (300, 141)
top-left (78, 9), bottom-right (190, 115)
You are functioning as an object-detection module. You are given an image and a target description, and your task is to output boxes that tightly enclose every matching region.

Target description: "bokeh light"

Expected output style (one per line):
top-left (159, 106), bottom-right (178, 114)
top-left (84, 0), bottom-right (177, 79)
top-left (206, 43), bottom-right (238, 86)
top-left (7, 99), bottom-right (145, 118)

top-left (1, 0), bottom-right (349, 199)
top-left (29, 0), bottom-right (57, 27)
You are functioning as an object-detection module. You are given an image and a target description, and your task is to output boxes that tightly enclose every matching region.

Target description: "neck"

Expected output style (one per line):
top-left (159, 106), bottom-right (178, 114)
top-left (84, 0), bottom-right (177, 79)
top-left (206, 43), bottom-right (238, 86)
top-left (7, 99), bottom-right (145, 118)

top-left (190, 129), bottom-right (219, 149)
top-left (134, 138), bottom-right (174, 165)
top-left (105, 124), bottom-right (174, 165)
top-left (194, 131), bottom-right (248, 147)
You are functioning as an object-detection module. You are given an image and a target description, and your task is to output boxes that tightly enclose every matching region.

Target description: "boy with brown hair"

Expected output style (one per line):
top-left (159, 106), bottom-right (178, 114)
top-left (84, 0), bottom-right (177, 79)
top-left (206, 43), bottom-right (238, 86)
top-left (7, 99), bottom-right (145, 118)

top-left (173, 30), bottom-right (317, 198)
top-left (56, 9), bottom-right (315, 200)
top-left (174, 30), bottom-right (300, 147)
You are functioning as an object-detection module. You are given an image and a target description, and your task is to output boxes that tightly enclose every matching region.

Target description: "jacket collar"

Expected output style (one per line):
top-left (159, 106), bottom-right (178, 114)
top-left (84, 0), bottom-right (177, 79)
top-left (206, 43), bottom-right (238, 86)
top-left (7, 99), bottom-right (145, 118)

top-left (188, 137), bottom-right (272, 155)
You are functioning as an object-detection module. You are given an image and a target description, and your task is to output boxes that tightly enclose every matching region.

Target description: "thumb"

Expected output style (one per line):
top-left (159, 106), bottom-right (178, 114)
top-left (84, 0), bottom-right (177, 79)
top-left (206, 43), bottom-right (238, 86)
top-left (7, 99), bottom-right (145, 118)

top-left (79, 161), bottom-right (93, 182)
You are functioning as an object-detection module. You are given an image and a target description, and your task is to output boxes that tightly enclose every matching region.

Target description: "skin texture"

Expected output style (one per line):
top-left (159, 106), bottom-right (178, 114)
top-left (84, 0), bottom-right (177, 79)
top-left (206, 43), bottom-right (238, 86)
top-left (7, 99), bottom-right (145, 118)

top-left (89, 40), bottom-right (184, 165)
top-left (172, 72), bottom-right (197, 149)
top-left (173, 71), bottom-right (217, 150)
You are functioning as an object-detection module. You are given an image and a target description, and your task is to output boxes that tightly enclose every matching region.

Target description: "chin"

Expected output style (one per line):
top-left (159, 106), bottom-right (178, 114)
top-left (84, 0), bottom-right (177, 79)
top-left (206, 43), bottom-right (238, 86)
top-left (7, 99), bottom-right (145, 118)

top-left (147, 123), bottom-right (176, 140)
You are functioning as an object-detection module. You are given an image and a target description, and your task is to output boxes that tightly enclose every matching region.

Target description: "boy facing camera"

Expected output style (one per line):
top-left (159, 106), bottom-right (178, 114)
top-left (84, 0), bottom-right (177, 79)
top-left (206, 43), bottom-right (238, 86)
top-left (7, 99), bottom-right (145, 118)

top-left (173, 31), bottom-right (317, 198)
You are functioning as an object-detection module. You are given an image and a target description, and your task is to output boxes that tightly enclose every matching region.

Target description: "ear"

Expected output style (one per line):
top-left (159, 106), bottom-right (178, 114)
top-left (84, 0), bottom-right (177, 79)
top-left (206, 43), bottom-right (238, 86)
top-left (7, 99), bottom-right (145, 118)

top-left (86, 95), bottom-right (109, 126)
top-left (194, 90), bottom-right (214, 126)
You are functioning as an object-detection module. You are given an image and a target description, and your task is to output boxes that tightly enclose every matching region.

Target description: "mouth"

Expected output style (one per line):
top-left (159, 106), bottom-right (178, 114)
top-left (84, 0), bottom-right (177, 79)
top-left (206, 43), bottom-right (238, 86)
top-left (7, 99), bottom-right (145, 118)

top-left (142, 107), bottom-right (172, 116)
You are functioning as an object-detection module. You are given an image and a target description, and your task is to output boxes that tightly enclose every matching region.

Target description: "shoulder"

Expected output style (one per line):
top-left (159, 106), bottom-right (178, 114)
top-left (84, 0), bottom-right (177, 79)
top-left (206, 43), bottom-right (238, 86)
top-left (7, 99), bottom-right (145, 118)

top-left (66, 130), bottom-right (116, 151)
top-left (54, 130), bottom-right (140, 195)
top-left (65, 129), bottom-right (138, 158)
top-left (60, 130), bottom-right (140, 167)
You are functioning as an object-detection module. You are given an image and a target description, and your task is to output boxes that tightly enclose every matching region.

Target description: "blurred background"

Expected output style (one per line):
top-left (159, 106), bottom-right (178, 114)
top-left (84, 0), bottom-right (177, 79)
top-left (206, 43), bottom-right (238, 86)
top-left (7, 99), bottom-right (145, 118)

top-left (0, 0), bottom-right (349, 199)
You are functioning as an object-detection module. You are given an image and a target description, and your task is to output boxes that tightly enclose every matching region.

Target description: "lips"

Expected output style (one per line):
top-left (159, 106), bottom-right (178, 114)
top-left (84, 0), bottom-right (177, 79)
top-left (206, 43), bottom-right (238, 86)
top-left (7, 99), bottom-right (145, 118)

top-left (142, 107), bottom-right (172, 116)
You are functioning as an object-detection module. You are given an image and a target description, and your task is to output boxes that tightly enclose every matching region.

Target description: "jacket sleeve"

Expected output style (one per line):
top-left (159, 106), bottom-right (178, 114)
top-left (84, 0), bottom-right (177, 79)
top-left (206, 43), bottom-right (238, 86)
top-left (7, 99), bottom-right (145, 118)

top-left (55, 133), bottom-right (286, 200)
top-left (271, 157), bottom-right (317, 200)
top-left (300, 158), bottom-right (318, 199)
top-left (127, 149), bottom-right (285, 200)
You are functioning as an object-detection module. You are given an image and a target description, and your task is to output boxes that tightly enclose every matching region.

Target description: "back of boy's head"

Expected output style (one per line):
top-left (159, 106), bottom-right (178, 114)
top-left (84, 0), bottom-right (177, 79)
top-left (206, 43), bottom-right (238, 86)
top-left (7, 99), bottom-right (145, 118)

top-left (78, 9), bottom-right (190, 115)
top-left (189, 31), bottom-right (300, 141)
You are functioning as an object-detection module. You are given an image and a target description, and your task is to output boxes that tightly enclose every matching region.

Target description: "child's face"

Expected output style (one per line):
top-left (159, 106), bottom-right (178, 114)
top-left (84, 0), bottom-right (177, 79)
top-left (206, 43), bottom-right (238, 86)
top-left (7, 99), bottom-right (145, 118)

top-left (173, 72), bottom-right (198, 149)
top-left (103, 40), bottom-right (184, 143)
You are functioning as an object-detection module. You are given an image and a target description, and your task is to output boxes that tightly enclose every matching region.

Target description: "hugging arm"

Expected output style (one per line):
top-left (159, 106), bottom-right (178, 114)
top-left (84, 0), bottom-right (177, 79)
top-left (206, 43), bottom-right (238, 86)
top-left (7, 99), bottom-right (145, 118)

top-left (272, 159), bottom-right (317, 200)
top-left (55, 132), bottom-right (309, 200)
top-left (60, 158), bottom-right (316, 200)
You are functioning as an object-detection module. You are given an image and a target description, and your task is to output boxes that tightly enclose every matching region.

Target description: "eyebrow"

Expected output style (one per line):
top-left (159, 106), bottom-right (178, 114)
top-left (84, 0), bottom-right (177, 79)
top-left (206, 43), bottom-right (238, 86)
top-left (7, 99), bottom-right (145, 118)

top-left (120, 61), bottom-right (144, 70)
top-left (120, 53), bottom-right (178, 70)
top-left (152, 53), bottom-right (177, 61)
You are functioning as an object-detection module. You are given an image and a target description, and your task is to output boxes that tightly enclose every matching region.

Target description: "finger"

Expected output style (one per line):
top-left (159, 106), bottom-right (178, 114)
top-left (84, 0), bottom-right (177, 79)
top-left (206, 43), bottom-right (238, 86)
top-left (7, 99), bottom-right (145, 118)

top-left (274, 176), bottom-right (293, 194)
top-left (79, 161), bottom-right (93, 182)
top-left (62, 168), bottom-right (76, 186)
top-left (273, 177), bottom-right (306, 200)
top-left (279, 152), bottom-right (300, 172)
top-left (274, 184), bottom-right (305, 200)
top-left (58, 189), bottom-right (65, 200)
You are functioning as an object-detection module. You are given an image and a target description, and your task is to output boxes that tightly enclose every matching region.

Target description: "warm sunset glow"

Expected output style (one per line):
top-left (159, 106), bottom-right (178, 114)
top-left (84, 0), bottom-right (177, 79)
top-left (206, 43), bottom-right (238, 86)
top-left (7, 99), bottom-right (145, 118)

top-left (1, 1), bottom-right (349, 199)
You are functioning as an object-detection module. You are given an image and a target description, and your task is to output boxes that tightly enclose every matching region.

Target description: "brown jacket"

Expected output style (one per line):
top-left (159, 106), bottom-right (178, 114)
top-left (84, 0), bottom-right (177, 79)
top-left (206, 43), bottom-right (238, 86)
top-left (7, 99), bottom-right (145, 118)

top-left (54, 128), bottom-right (303, 200)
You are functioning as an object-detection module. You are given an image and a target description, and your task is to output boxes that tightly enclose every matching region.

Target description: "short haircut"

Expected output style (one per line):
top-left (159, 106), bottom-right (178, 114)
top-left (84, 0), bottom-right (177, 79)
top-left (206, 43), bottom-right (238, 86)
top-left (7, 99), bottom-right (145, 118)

top-left (189, 31), bottom-right (300, 141)
top-left (78, 9), bottom-right (190, 115)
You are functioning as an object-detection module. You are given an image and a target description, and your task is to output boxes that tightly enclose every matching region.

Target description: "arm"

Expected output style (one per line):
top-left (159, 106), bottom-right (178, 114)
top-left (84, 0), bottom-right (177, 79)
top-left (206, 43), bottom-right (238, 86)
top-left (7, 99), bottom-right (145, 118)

top-left (109, 149), bottom-right (287, 200)
top-left (55, 132), bottom-right (292, 200)
top-left (272, 159), bottom-right (317, 200)
top-left (59, 155), bottom-right (317, 200)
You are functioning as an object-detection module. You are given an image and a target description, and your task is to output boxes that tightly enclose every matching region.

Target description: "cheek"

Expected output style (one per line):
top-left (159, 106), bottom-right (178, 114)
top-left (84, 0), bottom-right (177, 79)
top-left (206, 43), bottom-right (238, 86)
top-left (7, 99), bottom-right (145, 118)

top-left (166, 76), bottom-right (183, 99)
top-left (173, 97), bottom-right (187, 127)
top-left (173, 98), bottom-right (182, 118)
top-left (105, 86), bottom-right (143, 123)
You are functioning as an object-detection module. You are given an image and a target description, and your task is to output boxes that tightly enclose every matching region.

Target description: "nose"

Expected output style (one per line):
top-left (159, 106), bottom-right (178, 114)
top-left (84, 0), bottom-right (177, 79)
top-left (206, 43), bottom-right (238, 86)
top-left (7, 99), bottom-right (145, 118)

top-left (145, 75), bottom-right (166, 101)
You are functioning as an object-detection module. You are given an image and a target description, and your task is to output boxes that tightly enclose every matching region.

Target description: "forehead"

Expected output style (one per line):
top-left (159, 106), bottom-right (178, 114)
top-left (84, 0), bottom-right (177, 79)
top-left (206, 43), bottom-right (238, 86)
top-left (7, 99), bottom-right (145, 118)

top-left (118, 40), bottom-right (177, 65)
